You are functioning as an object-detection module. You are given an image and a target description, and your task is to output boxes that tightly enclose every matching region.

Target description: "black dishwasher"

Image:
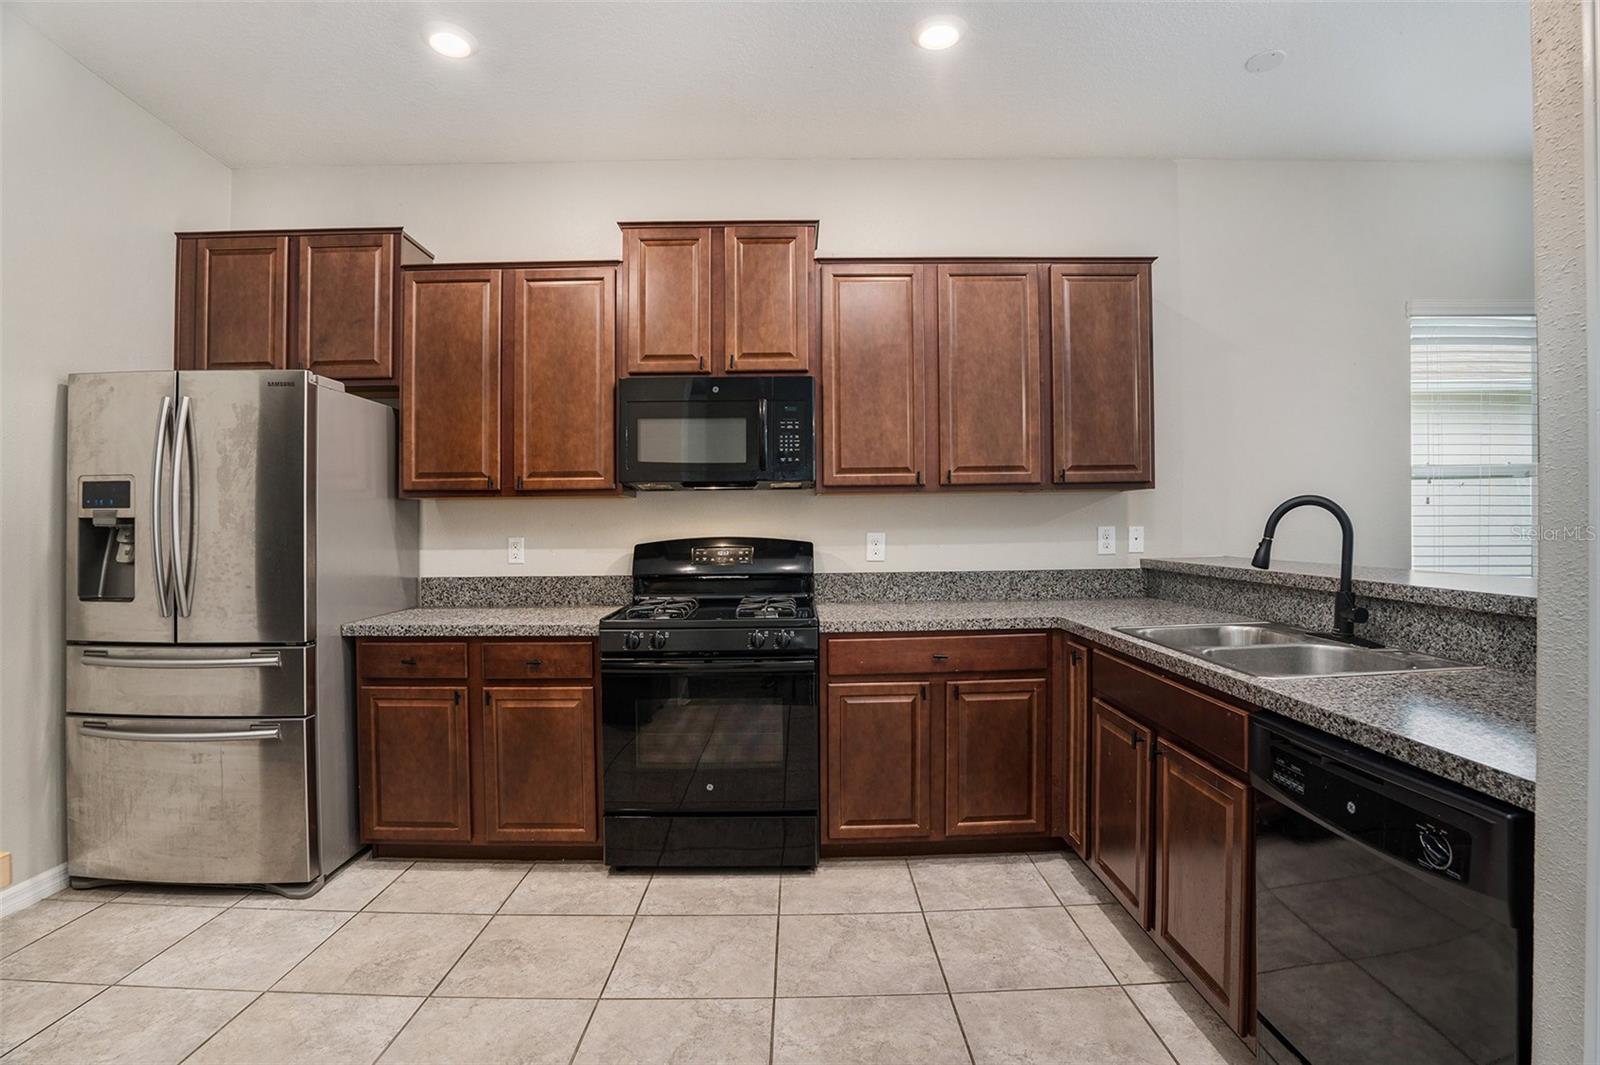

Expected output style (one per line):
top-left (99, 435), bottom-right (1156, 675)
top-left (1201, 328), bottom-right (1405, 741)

top-left (1251, 714), bottom-right (1531, 1065)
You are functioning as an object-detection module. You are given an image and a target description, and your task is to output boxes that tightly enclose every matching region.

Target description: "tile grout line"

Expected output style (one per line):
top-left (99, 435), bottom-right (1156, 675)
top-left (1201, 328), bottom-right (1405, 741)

top-left (127, 908), bottom-right (360, 995)
top-left (905, 858), bottom-right (976, 1065)
top-left (769, 873), bottom-right (782, 1065)
top-left (1, 981), bottom-right (118, 1059)
top-left (565, 867), bottom-right (652, 1065)
top-left (1115, 984), bottom-right (1183, 1065)
top-left (176, 990), bottom-right (265, 1065)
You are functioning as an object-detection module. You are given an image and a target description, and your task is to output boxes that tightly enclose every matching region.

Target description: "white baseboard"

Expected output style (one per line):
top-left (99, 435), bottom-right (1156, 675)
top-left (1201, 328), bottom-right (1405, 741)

top-left (0, 863), bottom-right (69, 917)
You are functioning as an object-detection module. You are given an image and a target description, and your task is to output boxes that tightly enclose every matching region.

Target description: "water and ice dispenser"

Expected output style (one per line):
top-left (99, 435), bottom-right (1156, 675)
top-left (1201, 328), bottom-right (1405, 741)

top-left (76, 477), bottom-right (136, 602)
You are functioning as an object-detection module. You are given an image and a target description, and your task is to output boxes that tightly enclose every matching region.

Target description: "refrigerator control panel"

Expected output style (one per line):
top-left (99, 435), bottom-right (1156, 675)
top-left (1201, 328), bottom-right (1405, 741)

top-left (79, 477), bottom-right (132, 514)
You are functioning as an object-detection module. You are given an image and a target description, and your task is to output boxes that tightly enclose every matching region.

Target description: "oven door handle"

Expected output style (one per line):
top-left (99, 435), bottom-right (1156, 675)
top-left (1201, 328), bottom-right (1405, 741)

top-left (600, 657), bottom-right (817, 673)
top-left (757, 397), bottom-right (769, 472)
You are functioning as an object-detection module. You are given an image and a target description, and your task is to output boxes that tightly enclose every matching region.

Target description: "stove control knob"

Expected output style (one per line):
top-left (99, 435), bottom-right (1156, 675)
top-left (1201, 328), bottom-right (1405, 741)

top-left (651, 630), bottom-right (669, 651)
top-left (773, 630), bottom-right (795, 650)
top-left (748, 630), bottom-right (769, 650)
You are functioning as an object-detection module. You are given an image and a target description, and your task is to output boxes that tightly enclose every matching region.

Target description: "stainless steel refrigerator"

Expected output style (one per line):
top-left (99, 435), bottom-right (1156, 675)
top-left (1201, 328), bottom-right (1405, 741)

top-left (63, 370), bottom-right (418, 895)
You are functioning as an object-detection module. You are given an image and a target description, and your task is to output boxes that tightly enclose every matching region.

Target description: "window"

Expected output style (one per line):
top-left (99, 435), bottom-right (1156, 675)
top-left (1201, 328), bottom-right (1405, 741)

top-left (1409, 302), bottom-right (1537, 577)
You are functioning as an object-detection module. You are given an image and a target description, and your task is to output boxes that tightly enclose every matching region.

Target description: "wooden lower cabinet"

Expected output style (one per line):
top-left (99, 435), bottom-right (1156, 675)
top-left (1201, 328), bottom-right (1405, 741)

top-left (357, 685), bottom-right (472, 842)
top-left (826, 681), bottom-right (934, 841)
top-left (944, 677), bottom-right (1048, 837)
top-left (1088, 697), bottom-right (1153, 922)
top-left (1059, 639), bottom-right (1090, 854)
top-left (355, 638), bottom-right (599, 849)
top-left (1154, 738), bottom-right (1251, 1033)
top-left (481, 686), bottom-right (598, 843)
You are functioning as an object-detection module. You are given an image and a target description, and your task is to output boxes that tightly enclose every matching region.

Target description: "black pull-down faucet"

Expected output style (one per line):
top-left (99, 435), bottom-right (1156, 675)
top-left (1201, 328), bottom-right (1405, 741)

top-left (1251, 494), bottom-right (1370, 641)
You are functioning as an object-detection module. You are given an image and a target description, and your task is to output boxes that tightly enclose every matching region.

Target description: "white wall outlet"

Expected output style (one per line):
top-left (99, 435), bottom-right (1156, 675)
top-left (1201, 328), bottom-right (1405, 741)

top-left (1128, 526), bottom-right (1146, 553)
top-left (866, 532), bottom-right (887, 562)
top-left (1097, 526), bottom-right (1117, 555)
top-left (507, 536), bottom-right (525, 565)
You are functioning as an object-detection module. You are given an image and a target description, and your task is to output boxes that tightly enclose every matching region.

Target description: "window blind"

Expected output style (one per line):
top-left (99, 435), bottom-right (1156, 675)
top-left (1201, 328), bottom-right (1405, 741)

top-left (1409, 309), bottom-right (1537, 577)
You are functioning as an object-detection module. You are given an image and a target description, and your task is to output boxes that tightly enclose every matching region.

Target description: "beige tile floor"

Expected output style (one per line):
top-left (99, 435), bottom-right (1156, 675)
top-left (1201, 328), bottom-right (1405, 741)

top-left (0, 852), bottom-right (1253, 1065)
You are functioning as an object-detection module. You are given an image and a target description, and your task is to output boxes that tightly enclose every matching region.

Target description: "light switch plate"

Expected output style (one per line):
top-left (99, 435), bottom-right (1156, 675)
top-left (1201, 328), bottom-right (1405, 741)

top-left (866, 532), bottom-right (887, 562)
top-left (508, 536), bottom-right (525, 565)
top-left (1128, 526), bottom-right (1145, 553)
top-left (1098, 526), bottom-right (1117, 555)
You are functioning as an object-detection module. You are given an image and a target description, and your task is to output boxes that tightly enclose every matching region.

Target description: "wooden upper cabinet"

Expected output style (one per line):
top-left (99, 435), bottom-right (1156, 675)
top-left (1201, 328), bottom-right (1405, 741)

top-left (826, 681), bottom-right (934, 841)
top-left (401, 268), bottom-right (502, 493)
top-left (724, 225), bottom-right (812, 373)
top-left (357, 685), bottom-right (471, 842)
top-left (1153, 738), bottom-right (1250, 1035)
top-left (295, 232), bottom-right (395, 382)
top-left (937, 264), bottom-right (1044, 486)
top-left (177, 234), bottom-right (290, 371)
top-left (944, 676), bottom-right (1048, 837)
top-left (481, 685), bottom-right (598, 843)
top-left (623, 226), bottom-right (712, 374)
top-left (820, 264), bottom-right (928, 488)
top-left (1089, 696), bottom-right (1153, 924)
top-left (1050, 262), bottom-right (1154, 485)
top-left (508, 267), bottom-right (616, 491)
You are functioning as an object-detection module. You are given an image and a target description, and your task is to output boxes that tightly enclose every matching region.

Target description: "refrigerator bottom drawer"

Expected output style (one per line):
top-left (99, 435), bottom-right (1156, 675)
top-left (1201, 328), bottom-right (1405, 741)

top-left (66, 714), bottom-right (316, 886)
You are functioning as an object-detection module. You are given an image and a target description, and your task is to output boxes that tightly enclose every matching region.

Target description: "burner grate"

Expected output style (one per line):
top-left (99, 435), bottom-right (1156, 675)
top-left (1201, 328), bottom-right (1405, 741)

top-left (621, 596), bottom-right (698, 621)
top-left (736, 595), bottom-right (800, 620)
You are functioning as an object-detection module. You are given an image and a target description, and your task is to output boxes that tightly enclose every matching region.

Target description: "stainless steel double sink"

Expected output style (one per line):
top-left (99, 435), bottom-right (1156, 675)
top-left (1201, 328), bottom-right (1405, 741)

top-left (1114, 622), bottom-right (1477, 679)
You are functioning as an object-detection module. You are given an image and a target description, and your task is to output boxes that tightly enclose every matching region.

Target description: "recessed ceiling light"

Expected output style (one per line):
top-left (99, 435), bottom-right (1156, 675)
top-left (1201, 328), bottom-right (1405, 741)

top-left (1244, 49), bottom-right (1286, 74)
top-left (915, 17), bottom-right (965, 51)
top-left (426, 24), bottom-right (477, 59)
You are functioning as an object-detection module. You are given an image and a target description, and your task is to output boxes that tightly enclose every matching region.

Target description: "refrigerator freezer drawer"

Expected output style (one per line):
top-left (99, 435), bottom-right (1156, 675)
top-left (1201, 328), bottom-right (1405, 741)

top-left (66, 645), bottom-right (311, 718)
top-left (66, 714), bottom-right (316, 885)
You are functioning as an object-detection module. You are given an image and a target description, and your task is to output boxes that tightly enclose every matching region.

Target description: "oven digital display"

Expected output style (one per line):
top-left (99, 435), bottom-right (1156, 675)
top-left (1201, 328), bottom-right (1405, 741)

top-left (692, 546), bottom-right (754, 565)
top-left (637, 417), bottom-right (748, 465)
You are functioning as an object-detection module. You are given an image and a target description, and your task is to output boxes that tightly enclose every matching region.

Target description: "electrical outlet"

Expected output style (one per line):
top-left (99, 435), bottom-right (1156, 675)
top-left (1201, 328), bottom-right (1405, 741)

top-left (507, 536), bottom-right (525, 565)
top-left (1097, 526), bottom-right (1117, 555)
top-left (866, 532), bottom-right (887, 562)
top-left (1128, 526), bottom-right (1145, 553)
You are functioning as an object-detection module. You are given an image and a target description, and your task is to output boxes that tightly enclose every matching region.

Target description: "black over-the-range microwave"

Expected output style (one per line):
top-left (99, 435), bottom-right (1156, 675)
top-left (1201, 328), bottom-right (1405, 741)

top-left (616, 375), bottom-right (815, 490)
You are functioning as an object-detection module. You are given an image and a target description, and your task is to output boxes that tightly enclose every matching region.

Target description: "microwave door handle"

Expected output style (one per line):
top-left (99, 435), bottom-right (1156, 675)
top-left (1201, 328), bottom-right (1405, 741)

top-left (757, 398), bottom-right (769, 472)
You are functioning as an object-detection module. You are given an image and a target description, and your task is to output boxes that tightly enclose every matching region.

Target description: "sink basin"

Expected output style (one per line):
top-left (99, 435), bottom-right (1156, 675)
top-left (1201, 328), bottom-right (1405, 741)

top-left (1115, 622), bottom-right (1478, 678)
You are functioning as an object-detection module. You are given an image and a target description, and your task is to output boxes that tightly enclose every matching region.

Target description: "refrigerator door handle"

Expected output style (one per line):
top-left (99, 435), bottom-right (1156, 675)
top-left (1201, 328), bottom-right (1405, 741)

top-left (151, 396), bottom-right (174, 618)
top-left (79, 648), bottom-right (283, 670)
top-left (78, 721), bottom-right (282, 743)
top-left (170, 394), bottom-right (196, 617)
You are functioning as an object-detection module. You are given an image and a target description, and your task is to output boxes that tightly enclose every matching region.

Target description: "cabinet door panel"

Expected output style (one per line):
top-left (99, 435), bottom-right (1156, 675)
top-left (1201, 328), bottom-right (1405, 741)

top-left (358, 685), bottom-right (471, 842)
top-left (944, 677), bottom-right (1048, 837)
top-left (826, 681), bottom-right (934, 841)
top-left (1089, 697), bottom-right (1152, 923)
top-left (482, 686), bottom-right (598, 843)
top-left (624, 227), bottom-right (712, 374)
top-left (1050, 263), bottom-right (1153, 484)
top-left (938, 264), bottom-right (1043, 485)
top-left (295, 232), bottom-right (396, 382)
top-left (1154, 738), bottom-right (1250, 1035)
top-left (509, 267), bottom-right (615, 491)
top-left (724, 225), bottom-right (811, 373)
top-left (180, 235), bottom-right (290, 370)
top-left (821, 264), bottom-right (927, 487)
top-left (401, 269), bottom-right (502, 492)
top-left (1063, 640), bottom-right (1090, 854)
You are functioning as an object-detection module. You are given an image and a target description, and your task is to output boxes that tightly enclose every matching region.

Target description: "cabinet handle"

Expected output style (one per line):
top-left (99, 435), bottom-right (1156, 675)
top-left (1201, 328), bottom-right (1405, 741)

top-left (916, 470), bottom-right (924, 486)
top-left (1130, 733), bottom-right (1144, 748)
top-left (931, 652), bottom-right (949, 661)
top-left (1070, 650), bottom-right (1083, 666)
top-left (698, 356), bottom-right (705, 371)
top-left (951, 685), bottom-right (960, 699)
top-left (516, 475), bottom-right (524, 490)
top-left (484, 691), bottom-right (491, 706)
top-left (920, 684), bottom-right (928, 700)
top-left (526, 658), bottom-right (544, 669)
top-left (945, 468), bottom-right (954, 484)
top-left (453, 690), bottom-right (460, 705)
top-left (1058, 467), bottom-right (1067, 483)
top-left (728, 354), bottom-right (735, 369)
top-left (399, 657), bottom-right (417, 666)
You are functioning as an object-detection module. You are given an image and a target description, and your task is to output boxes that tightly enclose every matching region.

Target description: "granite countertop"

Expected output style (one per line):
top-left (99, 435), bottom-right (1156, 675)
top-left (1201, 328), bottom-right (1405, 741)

top-left (1143, 556), bottom-right (1536, 617)
top-left (342, 605), bottom-right (615, 637)
top-left (344, 595), bottom-right (1535, 811)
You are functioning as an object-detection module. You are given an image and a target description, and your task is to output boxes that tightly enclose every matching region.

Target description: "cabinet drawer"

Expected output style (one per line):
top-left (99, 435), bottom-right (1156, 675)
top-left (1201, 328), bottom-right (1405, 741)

top-left (358, 641), bottom-right (468, 680)
top-left (481, 642), bottom-right (594, 682)
top-left (827, 633), bottom-right (1048, 677)
top-left (1090, 651), bottom-right (1248, 774)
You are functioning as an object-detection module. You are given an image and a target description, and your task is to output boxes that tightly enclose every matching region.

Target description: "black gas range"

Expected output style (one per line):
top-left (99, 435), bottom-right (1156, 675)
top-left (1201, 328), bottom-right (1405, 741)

top-left (599, 538), bottom-right (819, 869)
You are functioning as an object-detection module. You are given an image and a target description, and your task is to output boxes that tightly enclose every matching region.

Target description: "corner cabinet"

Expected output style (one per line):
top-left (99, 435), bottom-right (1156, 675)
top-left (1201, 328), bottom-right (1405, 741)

top-left (400, 262), bottom-right (619, 497)
top-left (355, 638), bottom-right (601, 852)
top-left (621, 222), bottom-right (816, 376)
top-left (817, 258), bottom-right (1154, 491)
top-left (176, 228), bottom-right (432, 387)
top-left (822, 633), bottom-right (1054, 846)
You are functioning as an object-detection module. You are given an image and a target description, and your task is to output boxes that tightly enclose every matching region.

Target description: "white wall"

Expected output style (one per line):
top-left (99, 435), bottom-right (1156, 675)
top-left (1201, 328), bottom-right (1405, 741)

top-left (232, 157), bottom-right (1533, 576)
top-left (0, 12), bottom-right (231, 883)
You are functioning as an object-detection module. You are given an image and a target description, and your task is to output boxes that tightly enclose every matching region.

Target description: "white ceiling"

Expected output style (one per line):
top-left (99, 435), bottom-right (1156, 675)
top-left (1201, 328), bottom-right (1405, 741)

top-left (13, 1), bottom-right (1533, 168)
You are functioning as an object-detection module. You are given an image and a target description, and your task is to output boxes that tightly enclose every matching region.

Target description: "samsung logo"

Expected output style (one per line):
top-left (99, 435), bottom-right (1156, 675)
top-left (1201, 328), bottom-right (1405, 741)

top-left (266, 381), bottom-right (295, 388)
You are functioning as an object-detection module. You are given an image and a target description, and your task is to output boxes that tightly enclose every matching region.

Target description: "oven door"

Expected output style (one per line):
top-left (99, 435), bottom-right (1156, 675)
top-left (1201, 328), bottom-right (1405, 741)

top-left (601, 658), bottom-right (819, 813)
top-left (617, 395), bottom-right (765, 487)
